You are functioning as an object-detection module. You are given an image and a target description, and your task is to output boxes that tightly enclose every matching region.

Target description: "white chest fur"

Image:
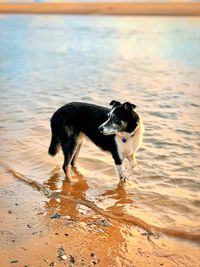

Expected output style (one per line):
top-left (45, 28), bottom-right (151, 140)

top-left (115, 118), bottom-right (144, 160)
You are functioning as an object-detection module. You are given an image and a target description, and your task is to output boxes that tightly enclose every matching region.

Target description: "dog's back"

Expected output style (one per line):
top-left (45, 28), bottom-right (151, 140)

top-left (48, 102), bottom-right (114, 156)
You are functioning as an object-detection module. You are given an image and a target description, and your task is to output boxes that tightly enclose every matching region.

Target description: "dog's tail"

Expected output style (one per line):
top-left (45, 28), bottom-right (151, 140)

top-left (48, 116), bottom-right (60, 156)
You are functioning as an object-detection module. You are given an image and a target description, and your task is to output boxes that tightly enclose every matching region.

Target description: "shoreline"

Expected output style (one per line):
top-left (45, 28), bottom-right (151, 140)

top-left (1, 173), bottom-right (200, 267)
top-left (0, 2), bottom-right (200, 16)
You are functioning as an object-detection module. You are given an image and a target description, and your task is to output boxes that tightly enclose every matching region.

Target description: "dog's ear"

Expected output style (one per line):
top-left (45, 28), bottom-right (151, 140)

top-left (131, 103), bottom-right (136, 109)
top-left (109, 100), bottom-right (121, 107)
top-left (122, 102), bottom-right (136, 111)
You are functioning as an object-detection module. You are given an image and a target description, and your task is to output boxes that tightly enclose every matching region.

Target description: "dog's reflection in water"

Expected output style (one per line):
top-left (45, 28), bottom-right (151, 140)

top-left (44, 166), bottom-right (133, 219)
top-left (44, 167), bottom-right (88, 218)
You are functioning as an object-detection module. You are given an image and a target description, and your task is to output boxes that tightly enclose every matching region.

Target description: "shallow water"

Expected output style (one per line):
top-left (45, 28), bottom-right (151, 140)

top-left (0, 15), bottom-right (200, 247)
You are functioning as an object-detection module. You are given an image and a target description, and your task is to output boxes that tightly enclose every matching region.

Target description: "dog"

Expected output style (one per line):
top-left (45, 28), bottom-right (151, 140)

top-left (48, 101), bottom-right (144, 181)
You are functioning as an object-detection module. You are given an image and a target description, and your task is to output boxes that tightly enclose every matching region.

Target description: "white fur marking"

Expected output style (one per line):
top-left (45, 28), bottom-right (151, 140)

top-left (115, 113), bottom-right (144, 161)
top-left (115, 164), bottom-right (123, 180)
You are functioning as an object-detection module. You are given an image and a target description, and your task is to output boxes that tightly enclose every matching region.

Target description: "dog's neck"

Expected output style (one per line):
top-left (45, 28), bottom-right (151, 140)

top-left (116, 117), bottom-right (142, 143)
top-left (116, 129), bottom-right (135, 143)
top-left (116, 112), bottom-right (142, 143)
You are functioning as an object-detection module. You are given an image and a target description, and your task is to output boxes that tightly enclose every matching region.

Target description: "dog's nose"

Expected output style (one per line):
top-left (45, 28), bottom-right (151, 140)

top-left (98, 125), bottom-right (104, 133)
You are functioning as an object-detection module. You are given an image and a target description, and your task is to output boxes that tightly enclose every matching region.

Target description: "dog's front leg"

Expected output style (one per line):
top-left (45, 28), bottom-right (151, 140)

top-left (113, 154), bottom-right (127, 182)
top-left (115, 164), bottom-right (127, 182)
top-left (127, 153), bottom-right (137, 169)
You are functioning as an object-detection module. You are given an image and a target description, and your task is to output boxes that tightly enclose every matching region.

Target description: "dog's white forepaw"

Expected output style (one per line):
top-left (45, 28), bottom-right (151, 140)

top-left (120, 173), bottom-right (128, 183)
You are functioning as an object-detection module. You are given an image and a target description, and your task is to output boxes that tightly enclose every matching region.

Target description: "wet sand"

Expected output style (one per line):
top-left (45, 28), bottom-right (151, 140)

top-left (0, 2), bottom-right (200, 16)
top-left (1, 168), bottom-right (200, 267)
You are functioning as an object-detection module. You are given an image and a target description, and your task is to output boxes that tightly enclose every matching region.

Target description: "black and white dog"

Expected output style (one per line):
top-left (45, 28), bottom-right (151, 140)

top-left (48, 101), bottom-right (143, 181)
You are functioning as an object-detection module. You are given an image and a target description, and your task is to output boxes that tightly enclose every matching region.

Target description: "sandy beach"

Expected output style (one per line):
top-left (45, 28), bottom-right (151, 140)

top-left (1, 169), bottom-right (200, 266)
top-left (0, 2), bottom-right (200, 15)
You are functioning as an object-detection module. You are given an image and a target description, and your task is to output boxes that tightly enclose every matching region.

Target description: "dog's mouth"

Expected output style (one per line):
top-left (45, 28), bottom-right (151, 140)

top-left (101, 129), bottom-right (116, 135)
top-left (98, 125), bottom-right (121, 136)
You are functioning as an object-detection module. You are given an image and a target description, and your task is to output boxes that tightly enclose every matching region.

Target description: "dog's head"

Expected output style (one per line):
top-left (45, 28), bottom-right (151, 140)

top-left (98, 100), bottom-right (139, 135)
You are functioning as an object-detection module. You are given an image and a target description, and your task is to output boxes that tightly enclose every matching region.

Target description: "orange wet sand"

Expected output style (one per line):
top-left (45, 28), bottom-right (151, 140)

top-left (1, 168), bottom-right (200, 266)
top-left (0, 2), bottom-right (200, 15)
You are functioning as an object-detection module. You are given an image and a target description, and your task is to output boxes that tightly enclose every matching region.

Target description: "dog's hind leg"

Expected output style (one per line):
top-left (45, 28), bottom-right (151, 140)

top-left (71, 142), bottom-right (82, 168)
top-left (71, 133), bottom-right (83, 168)
top-left (61, 133), bottom-right (78, 179)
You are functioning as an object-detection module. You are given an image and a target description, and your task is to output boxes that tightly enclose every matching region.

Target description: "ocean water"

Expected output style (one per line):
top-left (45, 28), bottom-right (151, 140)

top-left (0, 15), bottom-right (200, 243)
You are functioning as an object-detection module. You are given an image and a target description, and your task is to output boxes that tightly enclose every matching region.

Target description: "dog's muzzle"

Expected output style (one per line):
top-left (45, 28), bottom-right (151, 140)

top-left (98, 124), bottom-right (117, 135)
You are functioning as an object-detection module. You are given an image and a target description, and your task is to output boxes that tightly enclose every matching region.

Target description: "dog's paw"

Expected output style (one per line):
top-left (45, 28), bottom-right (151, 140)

top-left (120, 174), bottom-right (128, 183)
